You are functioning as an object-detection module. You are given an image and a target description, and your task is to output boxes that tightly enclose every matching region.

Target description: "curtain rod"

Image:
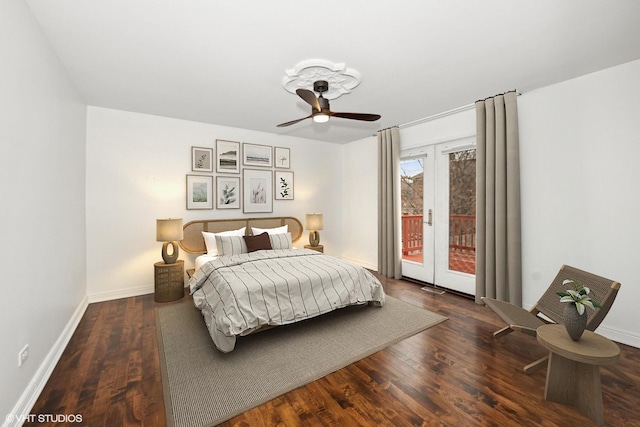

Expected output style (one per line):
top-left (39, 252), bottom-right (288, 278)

top-left (382, 90), bottom-right (522, 133)
top-left (398, 103), bottom-right (475, 129)
top-left (374, 104), bottom-right (473, 136)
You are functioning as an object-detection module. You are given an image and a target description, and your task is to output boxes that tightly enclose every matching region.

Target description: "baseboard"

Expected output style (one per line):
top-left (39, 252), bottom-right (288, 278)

top-left (3, 296), bottom-right (89, 427)
top-left (596, 324), bottom-right (640, 349)
top-left (87, 284), bottom-right (154, 303)
top-left (341, 255), bottom-right (377, 271)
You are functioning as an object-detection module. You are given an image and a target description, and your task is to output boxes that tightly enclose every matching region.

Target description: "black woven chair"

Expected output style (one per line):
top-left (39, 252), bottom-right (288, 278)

top-left (482, 264), bottom-right (635, 386)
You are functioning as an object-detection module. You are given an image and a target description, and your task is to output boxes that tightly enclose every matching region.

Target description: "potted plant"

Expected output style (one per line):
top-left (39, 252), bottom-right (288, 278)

top-left (557, 279), bottom-right (602, 341)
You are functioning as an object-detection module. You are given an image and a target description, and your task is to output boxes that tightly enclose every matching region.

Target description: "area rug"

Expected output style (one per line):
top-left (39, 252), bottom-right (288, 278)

top-left (156, 296), bottom-right (447, 427)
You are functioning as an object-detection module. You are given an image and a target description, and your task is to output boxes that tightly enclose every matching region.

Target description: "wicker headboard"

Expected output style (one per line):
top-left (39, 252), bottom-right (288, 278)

top-left (179, 217), bottom-right (304, 254)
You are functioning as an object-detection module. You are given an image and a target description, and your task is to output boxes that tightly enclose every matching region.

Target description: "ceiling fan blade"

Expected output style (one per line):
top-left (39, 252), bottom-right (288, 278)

top-left (296, 88), bottom-right (321, 111)
top-left (277, 115), bottom-right (312, 127)
top-left (330, 112), bottom-right (382, 122)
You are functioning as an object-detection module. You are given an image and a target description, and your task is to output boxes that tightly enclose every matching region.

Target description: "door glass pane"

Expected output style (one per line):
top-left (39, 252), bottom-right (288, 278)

top-left (448, 149), bottom-right (476, 274)
top-left (401, 158), bottom-right (424, 263)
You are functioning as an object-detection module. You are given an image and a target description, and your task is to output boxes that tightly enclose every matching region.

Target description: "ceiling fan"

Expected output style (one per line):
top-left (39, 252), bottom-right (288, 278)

top-left (277, 80), bottom-right (381, 127)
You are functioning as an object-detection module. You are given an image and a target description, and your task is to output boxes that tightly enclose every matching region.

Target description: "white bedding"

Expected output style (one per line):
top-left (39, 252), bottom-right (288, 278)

top-left (193, 247), bottom-right (298, 270)
top-left (189, 249), bottom-right (385, 352)
top-left (194, 254), bottom-right (217, 271)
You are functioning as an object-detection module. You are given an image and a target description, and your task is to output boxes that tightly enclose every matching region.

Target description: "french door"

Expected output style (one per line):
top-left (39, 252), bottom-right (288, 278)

top-left (400, 139), bottom-right (476, 295)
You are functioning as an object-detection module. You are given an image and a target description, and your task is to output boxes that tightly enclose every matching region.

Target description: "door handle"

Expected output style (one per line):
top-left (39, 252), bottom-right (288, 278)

top-left (426, 209), bottom-right (433, 226)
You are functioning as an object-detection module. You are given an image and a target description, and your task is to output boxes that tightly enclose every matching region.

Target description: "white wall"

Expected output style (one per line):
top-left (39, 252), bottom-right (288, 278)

top-left (342, 59), bottom-right (640, 348)
top-left (341, 137), bottom-right (379, 269)
top-left (519, 59), bottom-right (640, 346)
top-left (85, 107), bottom-right (344, 301)
top-left (0, 0), bottom-right (87, 422)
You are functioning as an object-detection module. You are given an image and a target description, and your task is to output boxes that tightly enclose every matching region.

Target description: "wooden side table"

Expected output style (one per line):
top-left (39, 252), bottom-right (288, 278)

top-left (537, 324), bottom-right (620, 425)
top-left (304, 244), bottom-right (324, 253)
top-left (154, 260), bottom-right (184, 302)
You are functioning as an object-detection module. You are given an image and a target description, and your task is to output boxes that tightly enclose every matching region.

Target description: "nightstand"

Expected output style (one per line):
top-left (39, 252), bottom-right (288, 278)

top-left (154, 260), bottom-right (184, 302)
top-left (304, 244), bottom-right (324, 253)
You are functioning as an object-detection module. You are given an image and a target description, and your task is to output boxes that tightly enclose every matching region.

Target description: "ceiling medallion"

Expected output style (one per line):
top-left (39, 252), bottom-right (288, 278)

top-left (282, 59), bottom-right (362, 100)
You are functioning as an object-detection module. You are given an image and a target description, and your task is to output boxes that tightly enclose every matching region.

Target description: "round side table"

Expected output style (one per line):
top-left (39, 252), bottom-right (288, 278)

top-left (154, 260), bottom-right (184, 302)
top-left (537, 324), bottom-right (619, 426)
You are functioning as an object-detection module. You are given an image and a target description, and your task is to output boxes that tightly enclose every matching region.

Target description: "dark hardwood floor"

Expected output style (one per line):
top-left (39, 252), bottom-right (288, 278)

top-left (28, 274), bottom-right (640, 426)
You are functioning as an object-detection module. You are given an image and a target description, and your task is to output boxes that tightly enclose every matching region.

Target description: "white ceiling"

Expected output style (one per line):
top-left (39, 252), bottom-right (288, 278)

top-left (26, 0), bottom-right (640, 144)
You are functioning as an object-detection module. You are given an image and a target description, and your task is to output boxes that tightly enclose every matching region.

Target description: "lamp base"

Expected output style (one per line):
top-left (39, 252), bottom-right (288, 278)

top-left (162, 241), bottom-right (179, 264)
top-left (309, 230), bottom-right (320, 247)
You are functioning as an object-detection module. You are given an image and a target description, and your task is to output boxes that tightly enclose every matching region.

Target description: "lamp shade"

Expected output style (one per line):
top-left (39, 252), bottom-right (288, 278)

top-left (156, 218), bottom-right (184, 242)
top-left (305, 213), bottom-right (323, 230)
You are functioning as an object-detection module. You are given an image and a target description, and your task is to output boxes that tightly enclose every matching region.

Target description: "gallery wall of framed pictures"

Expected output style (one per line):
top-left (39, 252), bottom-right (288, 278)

top-left (187, 139), bottom-right (293, 212)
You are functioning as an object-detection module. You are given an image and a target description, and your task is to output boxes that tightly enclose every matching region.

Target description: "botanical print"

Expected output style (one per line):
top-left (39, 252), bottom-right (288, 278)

top-left (279, 178), bottom-right (289, 198)
top-left (219, 184), bottom-right (236, 204)
top-left (274, 147), bottom-right (290, 169)
top-left (243, 169), bottom-right (272, 213)
top-left (243, 143), bottom-right (273, 167)
top-left (186, 175), bottom-right (213, 209)
top-left (216, 176), bottom-right (241, 209)
top-left (250, 178), bottom-right (267, 203)
top-left (275, 171), bottom-right (294, 200)
top-left (192, 182), bottom-right (208, 202)
top-left (192, 146), bottom-right (213, 172)
top-left (216, 140), bottom-right (240, 174)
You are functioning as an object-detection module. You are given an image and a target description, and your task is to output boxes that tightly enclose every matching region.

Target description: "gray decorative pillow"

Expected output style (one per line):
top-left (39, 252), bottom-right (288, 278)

top-left (269, 232), bottom-right (292, 250)
top-left (215, 235), bottom-right (248, 256)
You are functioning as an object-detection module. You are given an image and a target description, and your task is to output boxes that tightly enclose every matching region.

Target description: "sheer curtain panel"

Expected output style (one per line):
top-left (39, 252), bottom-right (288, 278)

top-left (475, 91), bottom-right (522, 305)
top-left (378, 127), bottom-right (402, 279)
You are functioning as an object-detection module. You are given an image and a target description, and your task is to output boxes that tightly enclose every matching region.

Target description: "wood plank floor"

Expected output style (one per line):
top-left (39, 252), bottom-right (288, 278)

top-left (28, 274), bottom-right (640, 426)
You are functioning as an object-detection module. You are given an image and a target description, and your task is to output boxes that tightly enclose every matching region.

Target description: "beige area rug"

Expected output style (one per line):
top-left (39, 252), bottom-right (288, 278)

top-left (156, 296), bottom-right (447, 427)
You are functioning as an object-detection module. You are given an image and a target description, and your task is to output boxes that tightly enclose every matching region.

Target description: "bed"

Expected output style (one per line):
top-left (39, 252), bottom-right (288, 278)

top-left (181, 217), bottom-right (386, 352)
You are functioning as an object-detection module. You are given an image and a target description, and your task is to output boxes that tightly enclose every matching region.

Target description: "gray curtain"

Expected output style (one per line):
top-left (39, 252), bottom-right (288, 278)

top-left (475, 91), bottom-right (522, 305)
top-left (378, 127), bottom-right (402, 279)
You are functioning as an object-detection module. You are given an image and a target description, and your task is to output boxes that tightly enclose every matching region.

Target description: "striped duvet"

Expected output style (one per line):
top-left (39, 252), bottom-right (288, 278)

top-left (189, 249), bottom-right (385, 352)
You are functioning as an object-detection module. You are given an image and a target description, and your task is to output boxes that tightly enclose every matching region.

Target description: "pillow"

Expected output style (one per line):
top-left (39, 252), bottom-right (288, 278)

top-left (251, 225), bottom-right (288, 235)
top-left (269, 232), bottom-right (293, 250)
top-left (243, 232), bottom-right (273, 253)
top-left (215, 235), bottom-right (248, 256)
top-left (202, 227), bottom-right (246, 255)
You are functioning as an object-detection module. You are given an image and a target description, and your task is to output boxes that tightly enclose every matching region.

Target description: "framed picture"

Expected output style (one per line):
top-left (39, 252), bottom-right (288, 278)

top-left (216, 139), bottom-right (240, 174)
top-left (191, 146), bottom-right (213, 172)
top-left (243, 169), bottom-right (273, 213)
top-left (275, 171), bottom-right (294, 200)
top-left (186, 175), bottom-right (213, 209)
top-left (216, 176), bottom-right (241, 209)
top-left (274, 147), bottom-right (290, 169)
top-left (242, 143), bottom-right (273, 168)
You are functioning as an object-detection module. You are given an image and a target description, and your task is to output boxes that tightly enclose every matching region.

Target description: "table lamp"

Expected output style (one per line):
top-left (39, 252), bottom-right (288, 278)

top-left (305, 213), bottom-right (323, 247)
top-left (156, 218), bottom-right (184, 264)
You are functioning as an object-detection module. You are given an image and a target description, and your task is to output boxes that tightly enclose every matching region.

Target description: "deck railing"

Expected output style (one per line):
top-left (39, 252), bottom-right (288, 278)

top-left (449, 214), bottom-right (476, 252)
top-left (401, 214), bottom-right (423, 255)
top-left (401, 214), bottom-right (476, 254)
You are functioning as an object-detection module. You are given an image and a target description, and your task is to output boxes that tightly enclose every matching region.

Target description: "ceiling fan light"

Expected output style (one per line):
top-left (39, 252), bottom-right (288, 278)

top-left (313, 113), bottom-right (330, 123)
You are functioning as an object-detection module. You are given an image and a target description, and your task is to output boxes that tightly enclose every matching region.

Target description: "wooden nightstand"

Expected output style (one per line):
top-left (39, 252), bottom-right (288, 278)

top-left (304, 244), bottom-right (324, 253)
top-left (154, 260), bottom-right (184, 302)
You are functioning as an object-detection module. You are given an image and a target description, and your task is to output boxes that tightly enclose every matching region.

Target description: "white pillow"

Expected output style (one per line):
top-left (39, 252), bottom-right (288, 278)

top-left (215, 235), bottom-right (248, 256)
top-left (202, 227), bottom-right (246, 255)
top-left (269, 232), bottom-right (293, 250)
top-left (251, 225), bottom-right (288, 235)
